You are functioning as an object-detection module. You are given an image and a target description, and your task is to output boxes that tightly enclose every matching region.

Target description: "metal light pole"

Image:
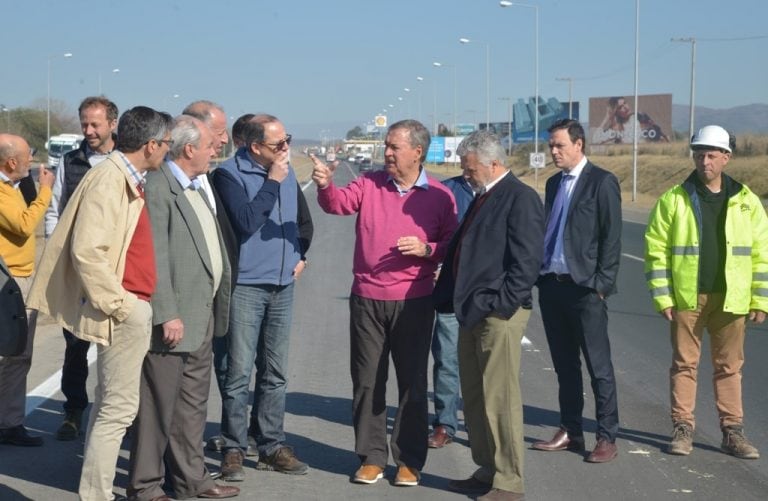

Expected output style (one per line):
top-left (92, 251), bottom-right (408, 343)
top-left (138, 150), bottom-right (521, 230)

top-left (47, 52), bottom-right (73, 142)
top-left (415, 76), bottom-right (424, 124)
top-left (459, 37), bottom-right (491, 128)
top-left (671, 37), bottom-right (696, 155)
top-left (632, 0), bottom-right (640, 202)
top-left (0, 105), bottom-right (10, 132)
top-left (555, 77), bottom-right (574, 118)
top-left (499, 97), bottom-right (513, 155)
top-left (500, 1), bottom-right (539, 187)
top-left (433, 61), bottom-right (457, 137)
top-left (98, 68), bottom-right (120, 94)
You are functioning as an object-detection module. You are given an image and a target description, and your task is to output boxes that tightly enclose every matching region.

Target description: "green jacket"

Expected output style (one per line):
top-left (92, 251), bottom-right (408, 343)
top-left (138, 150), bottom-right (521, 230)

top-left (644, 172), bottom-right (768, 314)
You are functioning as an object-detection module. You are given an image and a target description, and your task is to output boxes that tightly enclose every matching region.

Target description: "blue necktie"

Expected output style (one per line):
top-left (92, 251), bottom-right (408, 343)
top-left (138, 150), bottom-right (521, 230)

top-left (543, 174), bottom-right (572, 268)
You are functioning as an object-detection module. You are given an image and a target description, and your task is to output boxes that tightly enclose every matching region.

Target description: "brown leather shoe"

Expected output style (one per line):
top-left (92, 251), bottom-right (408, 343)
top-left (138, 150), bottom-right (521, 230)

top-left (428, 425), bottom-right (454, 448)
top-left (531, 428), bottom-right (585, 452)
top-left (393, 465), bottom-right (420, 486)
top-left (447, 476), bottom-right (492, 495)
top-left (220, 449), bottom-right (245, 482)
top-left (477, 488), bottom-right (525, 500)
top-left (197, 484), bottom-right (240, 498)
top-left (352, 464), bottom-right (384, 484)
top-left (586, 438), bottom-right (618, 463)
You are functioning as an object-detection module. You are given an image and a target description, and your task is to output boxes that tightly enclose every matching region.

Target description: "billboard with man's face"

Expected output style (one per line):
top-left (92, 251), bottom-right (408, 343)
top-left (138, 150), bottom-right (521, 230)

top-left (589, 93), bottom-right (672, 145)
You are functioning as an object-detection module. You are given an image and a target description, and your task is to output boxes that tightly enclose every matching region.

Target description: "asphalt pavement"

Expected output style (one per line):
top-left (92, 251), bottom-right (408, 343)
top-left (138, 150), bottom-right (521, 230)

top-left (1, 161), bottom-right (766, 500)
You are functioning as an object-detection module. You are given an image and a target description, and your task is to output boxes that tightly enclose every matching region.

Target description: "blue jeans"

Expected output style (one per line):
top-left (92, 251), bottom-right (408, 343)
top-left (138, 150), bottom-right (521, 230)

top-left (222, 283), bottom-right (294, 456)
top-left (431, 312), bottom-right (460, 435)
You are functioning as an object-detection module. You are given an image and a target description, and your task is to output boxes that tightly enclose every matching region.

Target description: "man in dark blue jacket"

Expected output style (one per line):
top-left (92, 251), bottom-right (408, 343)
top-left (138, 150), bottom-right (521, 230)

top-left (428, 175), bottom-right (473, 449)
top-left (213, 114), bottom-right (313, 481)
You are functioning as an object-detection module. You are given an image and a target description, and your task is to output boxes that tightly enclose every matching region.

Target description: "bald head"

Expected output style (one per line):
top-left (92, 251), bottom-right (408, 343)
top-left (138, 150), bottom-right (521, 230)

top-left (0, 133), bottom-right (33, 181)
top-left (182, 100), bottom-right (229, 154)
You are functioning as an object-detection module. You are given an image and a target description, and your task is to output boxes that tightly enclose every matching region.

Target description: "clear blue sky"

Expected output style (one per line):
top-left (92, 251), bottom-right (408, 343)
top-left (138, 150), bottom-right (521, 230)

top-left (1, 0), bottom-right (766, 139)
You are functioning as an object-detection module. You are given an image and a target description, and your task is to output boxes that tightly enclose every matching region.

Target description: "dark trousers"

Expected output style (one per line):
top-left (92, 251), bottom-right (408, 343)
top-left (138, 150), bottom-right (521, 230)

top-left (349, 294), bottom-right (433, 470)
top-left (61, 328), bottom-right (90, 412)
top-left (538, 276), bottom-right (619, 441)
top-left (128, 319), bottom-right (215, 500)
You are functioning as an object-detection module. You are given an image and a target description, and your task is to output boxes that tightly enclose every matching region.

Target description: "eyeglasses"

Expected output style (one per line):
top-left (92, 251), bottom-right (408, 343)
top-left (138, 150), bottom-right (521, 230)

top-left (259, 134), bottom-right (292, 152)
top-left (29, 147), bottom-right (37, 158)
top-left (157, 139), bottom-right (174, 147)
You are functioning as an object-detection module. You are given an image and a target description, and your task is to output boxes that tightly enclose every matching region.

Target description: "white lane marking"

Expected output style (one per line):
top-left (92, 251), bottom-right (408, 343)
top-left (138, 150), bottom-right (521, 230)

top-left (623, 252), bottom-right (644, 262)
top-left (522, 336), bottom-right (531, 345)
top-left (25, 344), bottom-right (97, 416)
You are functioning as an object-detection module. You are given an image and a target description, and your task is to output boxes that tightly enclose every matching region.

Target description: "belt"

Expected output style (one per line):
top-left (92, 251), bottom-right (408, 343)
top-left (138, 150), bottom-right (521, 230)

top-left (544, 273), bottom-right (573, 283)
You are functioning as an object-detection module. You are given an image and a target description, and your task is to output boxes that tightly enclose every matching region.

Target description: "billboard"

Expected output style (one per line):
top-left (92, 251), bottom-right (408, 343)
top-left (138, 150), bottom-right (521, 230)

top-left (511, 97), bottom-right (579, 143)
top-left (426, 136), bottom-right (464, 164)
top-left (480, 100), bottom-right (579, 146)
top-left (589, 94), bottom-right (672, 145)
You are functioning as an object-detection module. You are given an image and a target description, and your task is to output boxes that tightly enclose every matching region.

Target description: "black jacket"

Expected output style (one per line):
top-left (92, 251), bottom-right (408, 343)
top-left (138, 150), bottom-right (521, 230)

top-left (434, 173), bottom-right (544, 330)
top-left (540, 161), bottom-right (622, 296)
top-left (0, 256), bottom-right (27, 356)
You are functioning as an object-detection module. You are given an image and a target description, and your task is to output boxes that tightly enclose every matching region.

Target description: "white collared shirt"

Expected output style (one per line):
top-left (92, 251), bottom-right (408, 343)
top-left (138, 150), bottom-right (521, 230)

top-left (546, 155), bottom-right (588, 275)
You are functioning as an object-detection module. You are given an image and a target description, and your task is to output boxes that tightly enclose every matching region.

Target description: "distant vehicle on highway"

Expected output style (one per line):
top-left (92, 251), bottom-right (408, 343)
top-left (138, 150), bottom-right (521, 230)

top-left (45, 133), bottom-right (83, 168)
top-left (358, 157), bottom-right (373, 172)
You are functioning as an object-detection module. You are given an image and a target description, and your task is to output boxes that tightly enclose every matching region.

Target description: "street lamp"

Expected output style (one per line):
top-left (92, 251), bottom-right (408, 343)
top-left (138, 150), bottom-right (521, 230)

top-left (47, 52), bottom-right (73, 142)
top-left (499, 97), bottom-right (513, 155)
top-left (415, 76), bottom-right (425, 124)
top-left (459, 37), bottom-right (490, 128)
top-left (671, 37), bottom-right (696, 156)
top-left (98, 68), bottom-right (120, 94)
top-left (0, 105), bottom-right (10, 132)
top-left (433, 61), bottom-right (457, 137)
top-left (555, 77), bottom-right (574, 119)
top-left (500, 1), bottom-right (539, 184)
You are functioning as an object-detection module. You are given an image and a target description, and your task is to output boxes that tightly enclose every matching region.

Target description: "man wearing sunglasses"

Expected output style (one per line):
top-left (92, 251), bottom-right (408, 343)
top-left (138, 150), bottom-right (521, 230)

top-left (212, 114), bottom-right (313, 481)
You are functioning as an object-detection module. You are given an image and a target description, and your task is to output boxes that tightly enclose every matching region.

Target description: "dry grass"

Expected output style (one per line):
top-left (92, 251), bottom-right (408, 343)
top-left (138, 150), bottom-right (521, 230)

top-left (426, 138), bottom-right (768, 209)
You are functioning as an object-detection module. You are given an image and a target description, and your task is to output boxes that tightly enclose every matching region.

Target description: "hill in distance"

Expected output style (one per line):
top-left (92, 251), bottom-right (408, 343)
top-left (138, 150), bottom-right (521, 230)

top-left (673, 103), bottom-right (768, 134)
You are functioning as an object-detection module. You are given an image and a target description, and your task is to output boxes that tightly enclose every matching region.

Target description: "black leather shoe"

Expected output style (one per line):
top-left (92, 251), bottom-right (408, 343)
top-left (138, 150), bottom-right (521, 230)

top-left (531, 428), bottom-right (584, 452)
top-left (206, 435), bottom-right (225, 452)
top-left (0, 425), bottom-right (43, 447)
top-left (447, 476), bottom-right (492, 495)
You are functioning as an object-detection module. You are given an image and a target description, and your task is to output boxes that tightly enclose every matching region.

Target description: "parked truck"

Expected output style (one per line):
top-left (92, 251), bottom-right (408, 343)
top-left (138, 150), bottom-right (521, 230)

top-left (45, 133), bottom-right (84, 168)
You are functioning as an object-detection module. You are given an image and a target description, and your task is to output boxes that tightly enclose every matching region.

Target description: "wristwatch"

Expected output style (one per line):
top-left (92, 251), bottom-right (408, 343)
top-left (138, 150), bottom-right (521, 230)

top-left (424, 243), bottom-right (433, 257)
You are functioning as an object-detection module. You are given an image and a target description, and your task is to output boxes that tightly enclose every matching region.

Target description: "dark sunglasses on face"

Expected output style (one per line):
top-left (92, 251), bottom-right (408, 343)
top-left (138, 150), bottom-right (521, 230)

top-left (259, 134), bottom-right (292, 151)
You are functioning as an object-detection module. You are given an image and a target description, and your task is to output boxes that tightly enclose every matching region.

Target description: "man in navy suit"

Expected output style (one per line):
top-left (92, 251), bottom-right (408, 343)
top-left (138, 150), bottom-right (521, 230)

top-left (532, 118), bottom-right (622, 463)
top-left (434, 130), bottom-right (544, 500)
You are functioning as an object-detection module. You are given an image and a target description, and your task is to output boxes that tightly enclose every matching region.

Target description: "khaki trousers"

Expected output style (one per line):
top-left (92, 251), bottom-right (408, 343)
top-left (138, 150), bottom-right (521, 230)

top-left (458, 309), bottom-right (529, 494)
top-left (670, 293), bottom-right (746, 429)
top-left (78, 300), bottom-right (152, 501)
top-left (0, 275), bottom-right (38, 428)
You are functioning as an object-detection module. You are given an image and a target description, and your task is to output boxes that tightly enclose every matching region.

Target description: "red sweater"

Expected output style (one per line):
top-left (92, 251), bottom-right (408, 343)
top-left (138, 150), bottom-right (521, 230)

top-left (317, 170), bottom-right (457, 300)
top-left (122, 196), bottom-right (156, 301)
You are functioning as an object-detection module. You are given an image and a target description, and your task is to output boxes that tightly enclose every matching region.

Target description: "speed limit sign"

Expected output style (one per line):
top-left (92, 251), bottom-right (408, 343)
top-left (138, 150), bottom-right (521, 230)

top-left (530, 152), bottom-right (546, 169)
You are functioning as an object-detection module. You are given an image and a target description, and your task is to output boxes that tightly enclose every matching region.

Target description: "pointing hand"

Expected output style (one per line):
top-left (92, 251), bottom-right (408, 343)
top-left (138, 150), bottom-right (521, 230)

top-left (310, 154), bottom-right (337, 189)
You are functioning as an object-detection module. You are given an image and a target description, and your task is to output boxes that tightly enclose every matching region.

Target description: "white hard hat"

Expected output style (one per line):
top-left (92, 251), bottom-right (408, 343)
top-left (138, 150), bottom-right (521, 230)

top-left (690, 125), bottom-right (732, 153)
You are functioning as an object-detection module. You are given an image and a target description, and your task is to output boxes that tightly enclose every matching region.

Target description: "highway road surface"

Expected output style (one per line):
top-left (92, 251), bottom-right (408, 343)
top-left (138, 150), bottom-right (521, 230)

top-left (1, 161), bottom-right (766, 500)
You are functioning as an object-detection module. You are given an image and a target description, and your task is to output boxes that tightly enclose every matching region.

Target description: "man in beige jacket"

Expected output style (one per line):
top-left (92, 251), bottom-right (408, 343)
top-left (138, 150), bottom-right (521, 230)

top-left (29, 106), bottom-right (172, 501)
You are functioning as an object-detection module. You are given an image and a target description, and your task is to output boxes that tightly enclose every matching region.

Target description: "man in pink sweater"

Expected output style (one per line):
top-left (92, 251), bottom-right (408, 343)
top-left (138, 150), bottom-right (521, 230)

top-left (311, 119), bottom-right (457, 488)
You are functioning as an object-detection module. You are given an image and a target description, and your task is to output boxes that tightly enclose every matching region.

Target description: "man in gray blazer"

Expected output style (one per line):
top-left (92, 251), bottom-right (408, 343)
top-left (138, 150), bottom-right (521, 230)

top-left (127, 115), bottom-right (239, 500)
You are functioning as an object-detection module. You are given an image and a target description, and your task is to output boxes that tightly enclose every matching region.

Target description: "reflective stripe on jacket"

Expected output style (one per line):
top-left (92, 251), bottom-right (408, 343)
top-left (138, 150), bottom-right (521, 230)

top-left (644, 172), bottom-right (768, 314)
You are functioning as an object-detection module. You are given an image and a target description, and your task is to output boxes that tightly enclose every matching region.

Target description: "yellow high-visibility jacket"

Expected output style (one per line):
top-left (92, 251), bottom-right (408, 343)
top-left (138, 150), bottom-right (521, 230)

top-left (644, 172), bottom-right (768, 314)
